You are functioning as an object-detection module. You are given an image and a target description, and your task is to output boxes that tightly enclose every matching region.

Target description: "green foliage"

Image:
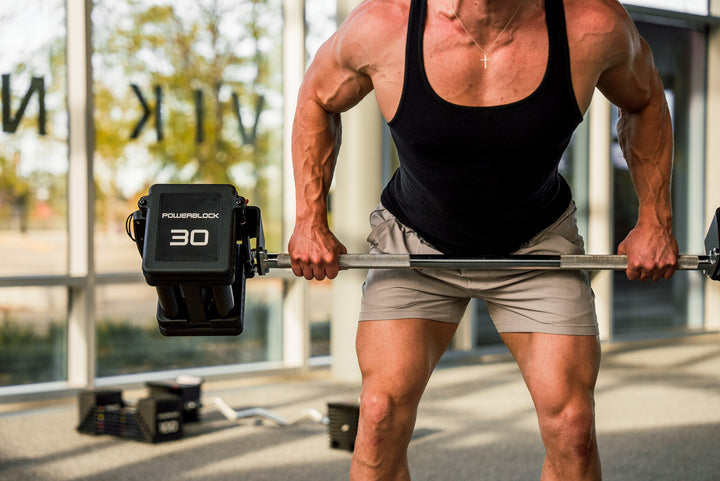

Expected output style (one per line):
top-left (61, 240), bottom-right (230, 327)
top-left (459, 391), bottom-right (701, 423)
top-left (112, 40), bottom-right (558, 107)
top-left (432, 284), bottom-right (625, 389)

top-left (93, 0), bottom-right (283, 220)
top-left (0, 300), bottom-right (275, 386)
top-left (1, 0), bottom-right (284, 248)
top-left (95, 301), bottom-right (275, 376)
top-left (0, 319), bottom-right (66, 386)
top-left (0, 154), bottom-right (31, 230)
top-left (0, 17), bottom-right (68, 231)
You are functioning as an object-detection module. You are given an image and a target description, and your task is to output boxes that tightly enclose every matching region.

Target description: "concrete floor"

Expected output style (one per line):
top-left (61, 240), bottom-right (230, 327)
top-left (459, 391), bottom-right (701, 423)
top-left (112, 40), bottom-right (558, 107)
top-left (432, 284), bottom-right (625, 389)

top-left (1, 334), bottom-right (719, 481)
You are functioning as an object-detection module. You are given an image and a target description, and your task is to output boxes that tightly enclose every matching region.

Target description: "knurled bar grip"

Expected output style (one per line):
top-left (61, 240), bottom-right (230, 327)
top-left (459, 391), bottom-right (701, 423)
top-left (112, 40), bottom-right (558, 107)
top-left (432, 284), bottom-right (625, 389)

top-left (267, 253), bottom-right (713, 272)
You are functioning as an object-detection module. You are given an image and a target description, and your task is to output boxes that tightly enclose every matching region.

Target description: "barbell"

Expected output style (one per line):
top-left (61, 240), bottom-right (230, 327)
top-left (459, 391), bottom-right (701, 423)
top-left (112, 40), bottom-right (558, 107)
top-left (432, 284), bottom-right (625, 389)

top-left (128, 184), bottom-right (720, 336)
top-left (263, 252), bottom-right (715, 272)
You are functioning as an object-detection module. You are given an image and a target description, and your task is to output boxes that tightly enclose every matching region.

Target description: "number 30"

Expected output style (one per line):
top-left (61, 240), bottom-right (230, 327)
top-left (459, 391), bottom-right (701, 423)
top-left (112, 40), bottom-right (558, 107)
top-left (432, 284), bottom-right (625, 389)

top-left (170, 229), bottom-right (209, 246)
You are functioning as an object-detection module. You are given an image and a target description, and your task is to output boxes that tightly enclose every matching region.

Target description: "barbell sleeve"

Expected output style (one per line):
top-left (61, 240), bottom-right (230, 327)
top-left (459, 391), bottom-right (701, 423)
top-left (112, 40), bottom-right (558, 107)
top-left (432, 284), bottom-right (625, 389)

top-left (266, 253), bottom-right (714, 274)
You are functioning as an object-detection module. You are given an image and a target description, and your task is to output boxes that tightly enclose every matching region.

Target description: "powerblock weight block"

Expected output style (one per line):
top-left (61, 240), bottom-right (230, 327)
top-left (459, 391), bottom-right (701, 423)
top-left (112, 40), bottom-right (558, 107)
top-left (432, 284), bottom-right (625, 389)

top-left (705, 207), bottom-right (720, 281)
top-left (77, 390), bottom-right (184, 443)
top-left (146, 378), bottom-right (203, 422)
top-left (129, 184), bottom-right (266, 336)
top-left (77, 390), bottom-right (124, 436)
top-left (327, 402), bottom-right (360, 452)
top-left (137, 396), bottom-right (185, 443)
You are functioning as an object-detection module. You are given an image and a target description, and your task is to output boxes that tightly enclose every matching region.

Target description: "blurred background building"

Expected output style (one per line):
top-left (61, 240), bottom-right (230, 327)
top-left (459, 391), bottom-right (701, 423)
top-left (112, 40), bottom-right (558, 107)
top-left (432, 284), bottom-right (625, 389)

top-left (0, 0), bottom-right (718, 397)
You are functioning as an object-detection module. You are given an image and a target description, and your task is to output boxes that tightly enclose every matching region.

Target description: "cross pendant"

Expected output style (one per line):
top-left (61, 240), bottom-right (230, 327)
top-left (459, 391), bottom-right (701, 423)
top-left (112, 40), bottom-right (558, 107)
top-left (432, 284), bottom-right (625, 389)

top-left (481, 53), bottom-right (488, 70)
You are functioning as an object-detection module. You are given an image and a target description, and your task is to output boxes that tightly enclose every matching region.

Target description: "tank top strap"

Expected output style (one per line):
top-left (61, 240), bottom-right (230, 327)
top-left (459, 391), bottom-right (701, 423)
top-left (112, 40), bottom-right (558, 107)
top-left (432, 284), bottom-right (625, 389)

top-left (543, 0), bottom-right (574, 96)
top-left (406, 0), bottom-right (426, 80)
top-left (388, 0), bottom-right (426, 126)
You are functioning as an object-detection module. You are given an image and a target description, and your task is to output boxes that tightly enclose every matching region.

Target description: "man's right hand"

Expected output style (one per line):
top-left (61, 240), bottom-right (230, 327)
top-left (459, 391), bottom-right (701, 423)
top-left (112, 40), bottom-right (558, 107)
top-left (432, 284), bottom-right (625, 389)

top-left (288, 224), bottom-right (347, 281)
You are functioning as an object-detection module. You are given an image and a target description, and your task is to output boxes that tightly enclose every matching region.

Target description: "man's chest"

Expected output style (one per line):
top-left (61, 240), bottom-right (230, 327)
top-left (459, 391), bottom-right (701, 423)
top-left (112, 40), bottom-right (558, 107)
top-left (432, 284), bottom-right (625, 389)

top-left (369, 6), bottom-right (602, 121)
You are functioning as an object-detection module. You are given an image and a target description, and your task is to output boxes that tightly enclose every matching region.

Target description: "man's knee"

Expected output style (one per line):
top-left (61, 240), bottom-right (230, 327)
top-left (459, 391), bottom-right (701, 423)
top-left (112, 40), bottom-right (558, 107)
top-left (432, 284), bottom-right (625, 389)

top-left (353, 390), bottom-right (415, 473)
top-left (357, 392), bottom-right (394, 463)
top-left (540, 398), bottom-right (597, 455)
top-left (358, 388), bottom-right (419, 443)
top-left (361, 391), bottom-right (395, 427)
top-left (360, 388), bottom-right (419, 427)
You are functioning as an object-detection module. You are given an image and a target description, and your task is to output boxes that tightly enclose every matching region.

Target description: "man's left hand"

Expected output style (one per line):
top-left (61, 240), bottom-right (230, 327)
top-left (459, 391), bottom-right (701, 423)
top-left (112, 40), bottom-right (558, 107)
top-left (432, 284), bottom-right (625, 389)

top-left (617, 223), bottom-right (679, 281)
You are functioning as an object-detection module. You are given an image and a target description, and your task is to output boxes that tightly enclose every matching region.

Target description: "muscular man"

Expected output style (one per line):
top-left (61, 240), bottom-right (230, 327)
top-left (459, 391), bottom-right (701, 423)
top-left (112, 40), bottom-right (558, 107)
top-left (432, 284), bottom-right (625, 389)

top-left (289, 0), bottom-right (679, 479)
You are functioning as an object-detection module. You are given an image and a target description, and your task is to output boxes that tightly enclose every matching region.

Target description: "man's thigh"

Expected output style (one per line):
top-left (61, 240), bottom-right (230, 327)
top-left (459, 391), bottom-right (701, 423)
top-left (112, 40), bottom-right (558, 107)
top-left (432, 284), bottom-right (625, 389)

top-left (356, 318), bottom-right (458, 393)
top-left (501, 332), bottom-right (601, 410)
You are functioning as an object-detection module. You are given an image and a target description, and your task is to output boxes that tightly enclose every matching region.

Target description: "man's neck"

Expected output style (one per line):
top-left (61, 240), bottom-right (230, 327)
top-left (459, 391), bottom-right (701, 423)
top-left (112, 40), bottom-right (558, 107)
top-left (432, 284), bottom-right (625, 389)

top-left (453, 0), bottom-right (515, 22)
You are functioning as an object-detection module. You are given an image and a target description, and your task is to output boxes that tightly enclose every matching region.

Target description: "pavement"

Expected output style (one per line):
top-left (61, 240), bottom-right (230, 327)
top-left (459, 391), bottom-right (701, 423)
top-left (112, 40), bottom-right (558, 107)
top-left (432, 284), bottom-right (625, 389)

top-left (0, 333), bottom-right (718, 481)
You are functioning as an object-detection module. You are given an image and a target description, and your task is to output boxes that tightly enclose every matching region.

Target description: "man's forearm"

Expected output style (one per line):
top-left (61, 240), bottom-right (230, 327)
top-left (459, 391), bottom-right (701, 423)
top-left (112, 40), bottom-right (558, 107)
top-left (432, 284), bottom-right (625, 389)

top-left (617, 79), bottom-right (674, 228)
top-left (291, 97), bottom-right (342, 227)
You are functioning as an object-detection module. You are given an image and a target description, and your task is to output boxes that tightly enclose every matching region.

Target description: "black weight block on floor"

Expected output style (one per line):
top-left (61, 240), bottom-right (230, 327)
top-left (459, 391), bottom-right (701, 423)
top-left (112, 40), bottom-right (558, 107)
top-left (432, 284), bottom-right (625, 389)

top-left (146, 379), bottom-right (203, 422)
top-left (327, 402), bottom-right (360, 452)
top-left (136, 396), bottom-right (184, 443)
top-left (76, 390), bottom-right (184, 443)
top-left (77, 390), bottom-right (125, 436)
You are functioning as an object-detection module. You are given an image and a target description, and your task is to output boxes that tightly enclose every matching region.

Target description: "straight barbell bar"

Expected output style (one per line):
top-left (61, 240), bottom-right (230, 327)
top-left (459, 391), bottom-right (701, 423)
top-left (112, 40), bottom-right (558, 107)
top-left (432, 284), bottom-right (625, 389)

top-left (128, 184), bottom-right (720, 336)
top-left (263, 252), bottom-right (717, 273)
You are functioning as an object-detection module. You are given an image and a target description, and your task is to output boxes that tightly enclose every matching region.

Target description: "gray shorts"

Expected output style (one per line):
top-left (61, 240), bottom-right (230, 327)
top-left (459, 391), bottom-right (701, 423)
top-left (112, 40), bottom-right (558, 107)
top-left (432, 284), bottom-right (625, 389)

top-left (359, 202), bottom-right (598, 335)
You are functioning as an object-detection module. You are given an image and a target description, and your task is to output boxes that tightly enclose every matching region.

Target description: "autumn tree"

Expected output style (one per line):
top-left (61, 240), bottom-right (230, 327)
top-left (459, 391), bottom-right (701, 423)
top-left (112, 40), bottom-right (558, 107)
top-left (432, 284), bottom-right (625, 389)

top-left (93, 0), bottom-right (283, 244)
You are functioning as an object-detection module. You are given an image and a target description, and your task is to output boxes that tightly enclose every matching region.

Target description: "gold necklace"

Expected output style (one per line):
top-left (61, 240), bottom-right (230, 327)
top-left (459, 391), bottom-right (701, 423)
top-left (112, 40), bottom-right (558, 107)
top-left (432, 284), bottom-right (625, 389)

top-left (450, 0), bottom-right (525, 69)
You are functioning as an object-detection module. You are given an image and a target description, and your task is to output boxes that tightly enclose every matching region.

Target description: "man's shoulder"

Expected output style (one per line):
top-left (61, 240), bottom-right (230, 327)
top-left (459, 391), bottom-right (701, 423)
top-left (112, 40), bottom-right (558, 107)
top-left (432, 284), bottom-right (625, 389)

top-left (563, 0), bottom-right (634, 36)
top-left (563, 0), bottom-right (638, 62)
top-left (334, 0), bottom-right (409, 70)
top-left (351, 0), bottom-right (409, 18)
top-left (342, 0), bottom-right (409, 37)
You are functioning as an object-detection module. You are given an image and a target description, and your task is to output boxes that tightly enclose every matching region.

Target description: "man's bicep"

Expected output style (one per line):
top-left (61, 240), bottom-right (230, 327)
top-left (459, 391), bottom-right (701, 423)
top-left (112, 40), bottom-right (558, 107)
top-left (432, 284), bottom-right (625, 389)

top-left (300, 33), bottom-right (374, 115)
top-left (596, 29), bottom-right (657, 114)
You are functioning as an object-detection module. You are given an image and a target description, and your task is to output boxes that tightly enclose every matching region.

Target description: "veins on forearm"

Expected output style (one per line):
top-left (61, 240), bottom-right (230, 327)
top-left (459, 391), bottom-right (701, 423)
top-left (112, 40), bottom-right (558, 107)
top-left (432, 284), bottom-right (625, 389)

top-left (292, 102), bottom-right (342, 223)
top-left (617, 102), bottom-right (673, 225)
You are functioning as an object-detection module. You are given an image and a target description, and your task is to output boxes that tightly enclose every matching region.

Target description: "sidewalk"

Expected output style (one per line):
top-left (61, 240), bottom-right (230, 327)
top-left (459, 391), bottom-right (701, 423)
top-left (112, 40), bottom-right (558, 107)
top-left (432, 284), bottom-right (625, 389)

top-left (1, 334), bottom-right (718, 481)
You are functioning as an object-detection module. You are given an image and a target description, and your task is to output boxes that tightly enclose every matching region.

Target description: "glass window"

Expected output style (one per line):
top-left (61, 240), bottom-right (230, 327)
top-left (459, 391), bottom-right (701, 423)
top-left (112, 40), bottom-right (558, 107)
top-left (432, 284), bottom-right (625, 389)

top-left (0, 287), bottom-right (67, 386)
top-left (560, 117), bottom-right (591, 244)
top-left (92, 0), bottom-right (284, 274)
top-left (309, 279), bottom-right (332, 357)
top-left (611, 22), bottom-right (707, 336)
top-left (306, 0), bottom-right (337, 358)
top-left (305, 0), bottom-right (337, 67)
top-left (96, 279), bottom-right (283, 377)
top-left (92, 0), bottom-right (285, 372)
top-left (0, 1), bottom-right (68, 276)
top-left (622, 0), bottom-right (708, 16)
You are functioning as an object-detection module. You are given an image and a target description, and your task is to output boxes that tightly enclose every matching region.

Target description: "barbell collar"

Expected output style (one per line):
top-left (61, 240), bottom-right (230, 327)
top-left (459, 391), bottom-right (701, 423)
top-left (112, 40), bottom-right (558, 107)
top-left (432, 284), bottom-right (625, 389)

top-left (266, 253), bottom-right (713, 274)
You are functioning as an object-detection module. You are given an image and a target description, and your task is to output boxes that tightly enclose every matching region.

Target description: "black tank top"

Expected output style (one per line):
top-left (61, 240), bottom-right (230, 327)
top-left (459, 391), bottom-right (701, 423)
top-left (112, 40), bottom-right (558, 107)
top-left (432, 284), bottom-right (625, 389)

top-left (381, 0), bottom-right (583, 256)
